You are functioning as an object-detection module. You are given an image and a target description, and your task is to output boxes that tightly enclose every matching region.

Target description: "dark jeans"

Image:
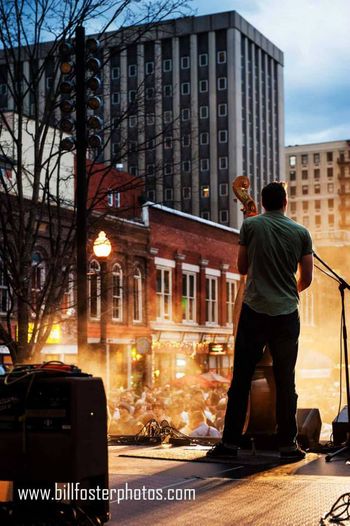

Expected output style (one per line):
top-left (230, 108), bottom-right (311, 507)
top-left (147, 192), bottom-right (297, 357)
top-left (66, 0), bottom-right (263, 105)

top-left (223, 303), bottom-right (300, 448)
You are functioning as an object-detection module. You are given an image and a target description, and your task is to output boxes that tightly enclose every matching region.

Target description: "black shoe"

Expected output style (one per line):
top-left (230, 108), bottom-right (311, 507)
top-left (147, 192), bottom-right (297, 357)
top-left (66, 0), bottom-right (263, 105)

top-left (206, 442), bottom-right (238, 458)
top-left (279, 445), bottom-right (306, 462)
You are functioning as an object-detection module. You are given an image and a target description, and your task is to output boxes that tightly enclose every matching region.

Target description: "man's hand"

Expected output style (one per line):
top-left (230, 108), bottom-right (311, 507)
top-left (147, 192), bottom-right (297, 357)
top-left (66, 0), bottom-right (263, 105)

top-left (297, 253), bottom-right (313, 292)
top-left (237, 245), bottom-right (248, 275)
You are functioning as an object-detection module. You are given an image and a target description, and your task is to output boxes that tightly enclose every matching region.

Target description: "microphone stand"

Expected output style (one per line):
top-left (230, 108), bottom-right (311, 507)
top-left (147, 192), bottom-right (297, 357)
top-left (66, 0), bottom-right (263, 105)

top-left (312, 251), bottom-right (350, 462)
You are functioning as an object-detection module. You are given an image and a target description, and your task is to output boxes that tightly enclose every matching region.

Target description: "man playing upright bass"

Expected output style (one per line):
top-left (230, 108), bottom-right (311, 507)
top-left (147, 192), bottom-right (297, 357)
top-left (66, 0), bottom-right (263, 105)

top-left (208, 181), bottom-right (313, 461)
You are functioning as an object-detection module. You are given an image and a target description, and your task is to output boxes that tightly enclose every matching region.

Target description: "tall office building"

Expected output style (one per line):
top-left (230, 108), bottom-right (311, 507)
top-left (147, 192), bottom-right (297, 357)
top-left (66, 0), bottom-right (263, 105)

top-left (285, 140), bottom-right (350, 245)
top-left (0, 11), bottom-right (284, 228)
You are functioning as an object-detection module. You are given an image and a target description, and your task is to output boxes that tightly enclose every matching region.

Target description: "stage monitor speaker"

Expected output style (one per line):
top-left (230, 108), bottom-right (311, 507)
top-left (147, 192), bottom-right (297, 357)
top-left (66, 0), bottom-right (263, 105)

top-left (296, 408), bottom-right (322, 449)
top-left (0, 370), bottom-right (109, 522)
top-left (332, 406), bottom-right (349, 445)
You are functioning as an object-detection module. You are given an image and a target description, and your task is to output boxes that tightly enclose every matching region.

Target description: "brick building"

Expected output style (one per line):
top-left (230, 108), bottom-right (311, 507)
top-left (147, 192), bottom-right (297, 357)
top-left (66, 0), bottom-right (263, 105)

top-left (143, 202), bottom-right (240, 383)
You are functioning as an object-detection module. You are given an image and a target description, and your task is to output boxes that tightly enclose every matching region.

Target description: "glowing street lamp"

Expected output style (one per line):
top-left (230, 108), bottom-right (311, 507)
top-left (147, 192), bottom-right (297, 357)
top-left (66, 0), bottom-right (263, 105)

top-left (93, 231), bottom-right (112, 259)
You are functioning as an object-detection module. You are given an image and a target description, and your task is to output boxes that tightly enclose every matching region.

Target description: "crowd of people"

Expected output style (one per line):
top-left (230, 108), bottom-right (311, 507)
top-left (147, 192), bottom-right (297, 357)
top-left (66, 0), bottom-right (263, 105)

top-left (108, 384), bottom-right (228, 438)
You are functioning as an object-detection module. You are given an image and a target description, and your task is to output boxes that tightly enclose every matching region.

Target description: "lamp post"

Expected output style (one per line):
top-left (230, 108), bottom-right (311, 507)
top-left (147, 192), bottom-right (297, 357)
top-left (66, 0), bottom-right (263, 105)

top-left (93, 231), bottom-right (112, 346)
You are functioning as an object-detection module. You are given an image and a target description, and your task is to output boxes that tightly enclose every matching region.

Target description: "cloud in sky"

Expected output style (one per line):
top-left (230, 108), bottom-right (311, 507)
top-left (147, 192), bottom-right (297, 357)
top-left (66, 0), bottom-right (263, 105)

top-left (193, 0), bottom-right (350, 144)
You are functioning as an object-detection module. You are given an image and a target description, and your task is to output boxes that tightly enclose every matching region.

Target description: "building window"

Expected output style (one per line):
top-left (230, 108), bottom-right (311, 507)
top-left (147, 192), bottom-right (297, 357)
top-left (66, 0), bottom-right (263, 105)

top-left (129, 115), bottom-right (137, 128)
top-left (201, 211), bottom-right (210, 220)
top-left (181, 56), bottom-right (190, 69)
top-left (164, 136), bottom-right (172, 149)
top-left (163, 59), bottom-right (172, 72)
top-left (0, 259), bottom-right (9, 315)
top-left (327, 152), bottom-right (333, 162)
top-left (107, 190), bottom-right (121, 208)
top-left (302, 201), bottom-right (308, 211)
top-left (182, 161), bottom-right (191, 173)
top-left (218, 77), bottom-right (227, 90)
top-left (201, 185), bottom-right (210, 198)
top-left (182, 272), bottom-right (196, 323)
top-left (112, 92), bottom-right (120, 105)
top-left (182, 135), bottom-right (190, 147)
top-left (219, 157), bottom-right (228, 170)
top-left (219, 210), bottom-right (229, 223)
top-left (128, 90), bottom-right (136, 102)
top-left (217, 50), bottom-right (227, 64)
top-left (156, 268), bottom-right (172, 320)
top-left (314, 183), bottom-right (320, 194)
top-left (289, 171), bottom-right (296, 181)
top-left (218, 130), bottom-right (228, 143)
top-left (129, 165), bottom-right (138, 176)
top-left (112, 264), bottom-right (123, 321)
top-left (289, 155), bottom-right (296, 168)
top-left (329, 214), bottom-right (334, 227)
top-left (218, 103), bottom-right (227, 117)
top-left (219, 183), bottom-right (228, 196)
top-left (290, 187), bottom-right (296, 197)
top-left (328, 183), bottom-right (334, 193)
top-left (200, 132), bottom-right (209, 145)
top-left (146, 138), bottom-right (155, 149)
top-left (199, 79), bottom-right (208, 93)
top-left (327, 167), bottom-right (333, 178)
top-left (290, 202), bottom-right (296, 213)
top-left (46, 77), bottom-right (53, 90)
top-left (145, 61), bottom-right (154, 75)
top-left (315, 216), bottom-right (321, 228)
top-left (128, 64), bottom-right (137, 77)
top-left (199, 105), bottom-right (209, 119)
top-left (146, 164), bottom-right (155, 175)
top-left (183, 187), bottom-right (191, 199)
top-left (302, 170), bottom-right (308, 180)
top-left (199, 53), bottom-right (208, 67)
top-left (314, 153), bottom-right (320, 164)
top-left (301, 154), bottom-right (308, 166)
top-left (88, 260), bottom-right (100, 319)
top-left (111, 66), bottom-right (120, 79)
top-left (165, 188), bottom-right (173, 201)
top-left (206, 276), bottom-right (218, 324)
top-left (147, 189), bottom-right (155, 201)
top-left (146, 87), bottom-right (154, 100)
top-left (200, 158), bottom-right (209, 171)
top-left (133, 268), bottom-right (143, 322)
top-left (181, 82), bottom-right (190, 95)
top-left (146, 113), bottom-right (155, 125)
top-left (163, 110), bottom-right (172, 123)
top-left (314, 169), bottom-right (320, 179)
top-left (226, 280), bottom-right (237, 325)
top-left (315, 200), bottom-right (321, 212)
top-left (181, 108), bottom-right (190, 121)
top-left (164, 164), bottom-right (172, 175)
top-left (31, 252), bottom-right (46, 313)
top-left (328, 198), bottom-right (334, 209)
top-left (164, 84), bottom-right (172, 97)
top-left (302, 185), bottom-right (308, 195)
top-left (302, 216), bottom-right (309, 227)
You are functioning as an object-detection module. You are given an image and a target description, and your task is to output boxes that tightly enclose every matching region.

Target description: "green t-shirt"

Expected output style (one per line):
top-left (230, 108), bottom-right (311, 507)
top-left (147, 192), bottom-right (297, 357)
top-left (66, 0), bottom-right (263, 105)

top-left (239, 211), bottom-right (313, 316)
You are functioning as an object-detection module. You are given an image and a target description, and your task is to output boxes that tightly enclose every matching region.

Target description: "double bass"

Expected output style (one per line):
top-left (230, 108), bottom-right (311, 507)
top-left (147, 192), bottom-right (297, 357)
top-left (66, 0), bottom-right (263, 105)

top-left (232, 176), bottom-right (277, 441)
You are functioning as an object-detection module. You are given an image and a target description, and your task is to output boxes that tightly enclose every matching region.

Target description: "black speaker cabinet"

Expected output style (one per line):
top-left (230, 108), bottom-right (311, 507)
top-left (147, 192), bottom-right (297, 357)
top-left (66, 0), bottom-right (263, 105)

top-left (0, 373), bottom-right (109, 522)
top-left (332, 406), bottom-right (349, 445)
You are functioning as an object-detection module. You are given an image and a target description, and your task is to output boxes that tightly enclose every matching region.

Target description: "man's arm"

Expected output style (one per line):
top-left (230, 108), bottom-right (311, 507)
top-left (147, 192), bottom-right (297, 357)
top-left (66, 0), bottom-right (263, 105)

top-left (297, 253), bottom-right (313, 292)
top-left (237, 245), bottom-right (248, 275)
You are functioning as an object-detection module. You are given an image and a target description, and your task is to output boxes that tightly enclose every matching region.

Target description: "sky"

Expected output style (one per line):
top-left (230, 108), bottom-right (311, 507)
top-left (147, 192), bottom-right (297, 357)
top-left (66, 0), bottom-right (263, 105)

top-left (191, 0), bottom-right (350, 146)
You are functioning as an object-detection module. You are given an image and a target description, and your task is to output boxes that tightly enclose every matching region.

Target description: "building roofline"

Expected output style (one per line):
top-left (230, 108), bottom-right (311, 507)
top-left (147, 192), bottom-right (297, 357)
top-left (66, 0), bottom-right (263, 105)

top-left (286, 139), bottom-right (350, 149)
top-left (143, 202), bottom-right (240, 235)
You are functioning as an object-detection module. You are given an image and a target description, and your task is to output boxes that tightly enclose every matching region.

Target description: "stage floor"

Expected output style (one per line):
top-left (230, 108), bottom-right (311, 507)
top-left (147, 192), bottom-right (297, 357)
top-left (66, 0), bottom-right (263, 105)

top-left (109, 445), bottom-right (350, 526)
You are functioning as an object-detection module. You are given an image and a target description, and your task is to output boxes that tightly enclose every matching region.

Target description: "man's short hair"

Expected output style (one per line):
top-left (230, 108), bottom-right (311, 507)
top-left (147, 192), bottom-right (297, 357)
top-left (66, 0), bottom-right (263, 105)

top-left (261, 182), bottom-right (287, 211)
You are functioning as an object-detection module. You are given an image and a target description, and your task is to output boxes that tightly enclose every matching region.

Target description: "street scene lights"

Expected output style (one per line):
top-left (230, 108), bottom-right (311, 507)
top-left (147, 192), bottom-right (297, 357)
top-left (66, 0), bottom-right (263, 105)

top-left (93, 231), bottom-right (112, 259)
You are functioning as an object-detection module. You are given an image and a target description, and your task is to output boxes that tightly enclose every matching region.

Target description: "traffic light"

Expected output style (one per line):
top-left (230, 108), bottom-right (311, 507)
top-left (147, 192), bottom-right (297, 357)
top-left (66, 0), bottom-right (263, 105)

top-left (58, 37), bottom-right (103, 152)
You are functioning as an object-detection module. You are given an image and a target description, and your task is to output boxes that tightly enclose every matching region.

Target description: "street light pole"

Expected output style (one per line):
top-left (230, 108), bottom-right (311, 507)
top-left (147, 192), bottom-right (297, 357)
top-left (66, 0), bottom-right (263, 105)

top-left (75, 25), bottom-right (88, 357)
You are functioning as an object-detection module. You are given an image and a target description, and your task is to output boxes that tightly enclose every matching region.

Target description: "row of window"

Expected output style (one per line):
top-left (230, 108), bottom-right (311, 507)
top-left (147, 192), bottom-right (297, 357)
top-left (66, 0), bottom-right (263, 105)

top-left (289, 199), bottom-right (334, 213)
top-left (291, 215), bottom-right (335, 228)
top-left (145, 158), bottom-right (229, 177)
top-left (110, 51), bottom-right (228, 80)
top-left (156, 267), bottom-right (237, 324)
top-left (289, 168), bottom-right (334, 180)
top-left (289, 183), bottom-right (334, 197)
top-left (125, 104), bottom-right (228, 127)
top-left (111, 77), bottom-right (227, 104)
top-left (289, 152), bottom-right (334, 168)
